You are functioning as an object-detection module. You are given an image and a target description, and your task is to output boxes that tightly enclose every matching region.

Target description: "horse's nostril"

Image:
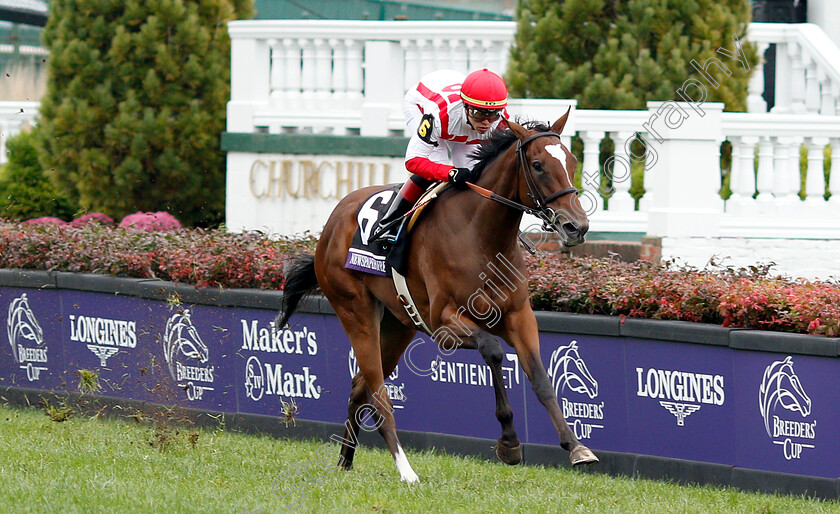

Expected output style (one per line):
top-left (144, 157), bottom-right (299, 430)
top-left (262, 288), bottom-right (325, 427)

top-left (562, 222), bottom-right (578, 236)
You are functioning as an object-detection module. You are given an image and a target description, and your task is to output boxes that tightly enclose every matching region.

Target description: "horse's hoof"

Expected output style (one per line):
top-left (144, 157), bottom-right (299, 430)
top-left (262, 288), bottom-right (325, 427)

top-left (495, 441), bottom-right (522, 465)
top-left (569, 445), bottom-right (599, 466)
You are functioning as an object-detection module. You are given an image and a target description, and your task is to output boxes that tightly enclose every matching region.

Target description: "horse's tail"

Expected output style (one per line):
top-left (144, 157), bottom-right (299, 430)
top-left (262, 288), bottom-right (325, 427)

top-left (276, 253), bottom-right (319, 328)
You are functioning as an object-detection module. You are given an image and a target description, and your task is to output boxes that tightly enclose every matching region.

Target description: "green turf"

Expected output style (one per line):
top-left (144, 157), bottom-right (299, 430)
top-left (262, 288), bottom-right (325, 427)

top-left (0, 401), bottom-right (838, 513)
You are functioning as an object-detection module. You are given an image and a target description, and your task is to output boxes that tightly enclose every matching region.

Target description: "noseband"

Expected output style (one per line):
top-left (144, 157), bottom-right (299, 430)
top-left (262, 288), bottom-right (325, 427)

top-left (466, 131), bottom-right (579, 232)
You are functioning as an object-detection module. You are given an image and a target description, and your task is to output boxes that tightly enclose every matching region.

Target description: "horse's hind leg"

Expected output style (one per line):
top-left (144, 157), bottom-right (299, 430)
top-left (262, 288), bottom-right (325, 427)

top-left (474, 331), bottom-right (522, 465)
top-left (332, 298), bottom-right (419, 482)
top-left (339, 309), bottom-right (416, 471)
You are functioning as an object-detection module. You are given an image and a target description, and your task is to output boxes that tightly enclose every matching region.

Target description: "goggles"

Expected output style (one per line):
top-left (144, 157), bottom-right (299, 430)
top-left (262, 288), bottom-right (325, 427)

top-left (466, 106), bottom-right (503, 122)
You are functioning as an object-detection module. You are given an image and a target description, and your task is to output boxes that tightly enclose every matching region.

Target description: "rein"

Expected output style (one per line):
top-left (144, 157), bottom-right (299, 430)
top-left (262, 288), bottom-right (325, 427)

top-left (466, 131), bottom-right (578, 230)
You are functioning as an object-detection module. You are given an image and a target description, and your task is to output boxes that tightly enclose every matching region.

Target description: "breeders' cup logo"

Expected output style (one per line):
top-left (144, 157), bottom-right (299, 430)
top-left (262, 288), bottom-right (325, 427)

top-left (163, 310), bottom-right (214, 401)
top-left (7, 293), bottom-right (48, 381)
top-left (349, 347), bottom-right (405, 409)
top-left (636, 366), bottom-right (724, 427)
top-left (758, 356), bottom-right (816, 460)
top-left (548, 341), bottom-right (603, 439)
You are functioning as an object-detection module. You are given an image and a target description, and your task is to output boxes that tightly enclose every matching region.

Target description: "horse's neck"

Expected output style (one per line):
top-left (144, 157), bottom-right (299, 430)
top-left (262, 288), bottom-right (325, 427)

top-left (464, 148), bottom-right (524, 252)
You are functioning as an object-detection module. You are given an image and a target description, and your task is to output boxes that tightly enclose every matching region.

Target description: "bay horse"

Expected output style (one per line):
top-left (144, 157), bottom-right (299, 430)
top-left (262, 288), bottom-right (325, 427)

top-left (277, 111), bottom-right (597, 482)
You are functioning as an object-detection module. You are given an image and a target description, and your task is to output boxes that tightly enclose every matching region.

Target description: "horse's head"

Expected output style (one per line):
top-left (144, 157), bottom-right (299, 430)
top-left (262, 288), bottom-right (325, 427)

top-left (163, 309), bottom-right (209, 377)
top-left (758, 356), bottom-right (812, 436)
top-left (548, 341), bottom-right (598, 399)
top-left (7, 294), bottom-right (44, 359)
top-left (507, 110), bottom-right (589, 246)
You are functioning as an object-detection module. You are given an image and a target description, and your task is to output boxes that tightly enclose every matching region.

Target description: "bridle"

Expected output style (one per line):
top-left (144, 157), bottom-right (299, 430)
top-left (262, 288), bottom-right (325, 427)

top-left (466, 131), bottom-right (579, 232)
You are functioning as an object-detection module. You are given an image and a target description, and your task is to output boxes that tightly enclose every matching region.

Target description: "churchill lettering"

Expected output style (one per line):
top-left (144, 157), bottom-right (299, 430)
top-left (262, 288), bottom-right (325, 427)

top-left (249, 158), bottom-right (392, 200)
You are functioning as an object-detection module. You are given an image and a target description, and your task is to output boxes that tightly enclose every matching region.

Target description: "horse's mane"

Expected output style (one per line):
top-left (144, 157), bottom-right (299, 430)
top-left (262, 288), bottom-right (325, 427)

top-left (470, 120), bottom-right (552, 180)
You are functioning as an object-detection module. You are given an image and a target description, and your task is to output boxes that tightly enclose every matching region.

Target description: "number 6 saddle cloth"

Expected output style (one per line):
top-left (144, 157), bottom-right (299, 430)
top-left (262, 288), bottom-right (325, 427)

top-left (344, 182), bottom-right (447, 278)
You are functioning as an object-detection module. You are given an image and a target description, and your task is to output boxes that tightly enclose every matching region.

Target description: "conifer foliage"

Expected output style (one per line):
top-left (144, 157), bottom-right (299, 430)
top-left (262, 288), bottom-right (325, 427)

top-left (507, 0), bottom-right (757, 111)
top-left (37, 0), bottom-right (253, 226)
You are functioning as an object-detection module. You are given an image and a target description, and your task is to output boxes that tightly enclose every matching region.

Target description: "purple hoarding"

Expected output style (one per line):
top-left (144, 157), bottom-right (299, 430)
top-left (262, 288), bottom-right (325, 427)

top-left (3, 282), bottom-right (840, 483)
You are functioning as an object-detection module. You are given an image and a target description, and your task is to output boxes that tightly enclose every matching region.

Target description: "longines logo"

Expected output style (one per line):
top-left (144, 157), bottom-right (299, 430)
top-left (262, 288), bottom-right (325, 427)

top-left (163, 310), bottom-right (214, 401)
top-left (6, 293), bottom-right (48, 381)
top-left (69, 314), bottom-right (137, 366)
top-left (759, 356), bottom-right (816, 460)
top-left (548, 341), bottom-right (603, 439)
top-left (635, 366), bottom-right (724, 427)
top-left (349, 347), bottom-right (404, 408)
top-left (243, 354), bottom-right (321, 401)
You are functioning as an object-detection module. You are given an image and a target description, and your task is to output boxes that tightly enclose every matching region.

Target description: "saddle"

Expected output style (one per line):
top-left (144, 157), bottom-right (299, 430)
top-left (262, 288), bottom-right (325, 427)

top-left (344, 182), bottom-right (446, 277)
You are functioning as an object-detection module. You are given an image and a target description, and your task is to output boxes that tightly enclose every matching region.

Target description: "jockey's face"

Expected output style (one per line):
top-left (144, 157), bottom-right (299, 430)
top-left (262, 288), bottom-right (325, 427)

top-left (466, 106), bottom-right (502, 134)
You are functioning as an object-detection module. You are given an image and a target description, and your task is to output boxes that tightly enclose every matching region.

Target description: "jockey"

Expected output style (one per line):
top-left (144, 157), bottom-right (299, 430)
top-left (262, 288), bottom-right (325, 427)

top-left (374, 68), bottom-right (510, 242)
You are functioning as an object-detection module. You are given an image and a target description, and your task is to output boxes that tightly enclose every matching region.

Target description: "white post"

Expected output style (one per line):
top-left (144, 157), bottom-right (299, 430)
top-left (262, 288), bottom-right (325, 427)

top-left (228, 33), bottom-right (270, 132)
top-left (748, 43), bottom-right (768, 113)
top-left (772, 137), bottom-right (796, 207)
top-left (829, 138), bottom-right (840, 205)
top-left (607, 130), bottom-right (636, 212)
top-left (361, 40), bottom-right (405, 137)
top-left (729, 135), bottom-right (758, 215)
top-left (790, 47), bottom-right (807, 114)
top-left (580, 131), bottom-right (605, 214)
top-left (755, 136), bottom-right (774, 208)
top-left (805, 137), bottom-right (829, 208)
top-left (346, 40), bottom-right (364, 101)
top-left (645, 101), bottom-right (724, 238)
top-left (772, 43), bottom-right (792, 113)
top-left (805, 60), bottom-right (821, 114)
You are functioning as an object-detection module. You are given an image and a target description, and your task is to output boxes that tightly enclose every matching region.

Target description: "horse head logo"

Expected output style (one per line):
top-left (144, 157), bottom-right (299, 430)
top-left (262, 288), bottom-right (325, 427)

top-left (163, 309), bottom-right (209, 378)
top-left (758, 356), bottom-right (811, 437)
top-left (547, 341), bottom-right (598, 400)
top-left (7, 294), bottom-right (44, 362)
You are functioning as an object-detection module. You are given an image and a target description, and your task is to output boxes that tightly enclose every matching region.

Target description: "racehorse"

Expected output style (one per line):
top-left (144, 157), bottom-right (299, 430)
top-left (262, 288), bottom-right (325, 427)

top-left (548, 341), bottom-right (598, 400)
top-left (277, 111), bottom-right (597, 482)
top-left (758, 356), bottom-right (811, 437)
top-left (163, 309), bottom-right (209, 378)
top-left (7, 293), bottom-right (44, 361)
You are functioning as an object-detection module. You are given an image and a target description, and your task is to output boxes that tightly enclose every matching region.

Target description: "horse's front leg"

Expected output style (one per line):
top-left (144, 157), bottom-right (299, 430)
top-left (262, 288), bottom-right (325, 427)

top-left (437, 321), bottom-right (522, 465)
top-left (473, 331), bottom-right (522, 464)
top-left (502, 307), bottom-right (598, 466)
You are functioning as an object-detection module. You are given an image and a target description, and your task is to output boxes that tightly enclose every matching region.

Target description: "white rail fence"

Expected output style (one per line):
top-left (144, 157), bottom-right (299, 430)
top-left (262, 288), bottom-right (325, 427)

top-left (227, 20), bottom-right (840, 241)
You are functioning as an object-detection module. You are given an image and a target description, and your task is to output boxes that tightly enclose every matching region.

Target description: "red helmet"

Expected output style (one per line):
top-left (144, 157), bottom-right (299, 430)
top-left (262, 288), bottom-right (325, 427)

top-left (460, 69), bottom-right (508, 109)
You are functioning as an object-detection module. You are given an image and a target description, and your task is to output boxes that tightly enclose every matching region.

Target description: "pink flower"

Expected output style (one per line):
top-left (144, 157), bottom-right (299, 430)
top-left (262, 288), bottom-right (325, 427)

top-left (24, 217), bottom-right (67, 225)
top-left (71, 213), bottom-right (115, 227)
top-left (119, 212), bottom-right (182, 231)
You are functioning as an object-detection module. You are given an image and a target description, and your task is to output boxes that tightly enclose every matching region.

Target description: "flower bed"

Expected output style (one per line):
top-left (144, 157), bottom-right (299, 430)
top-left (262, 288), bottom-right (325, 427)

top-left (1, 220), bottom-right (838, 336)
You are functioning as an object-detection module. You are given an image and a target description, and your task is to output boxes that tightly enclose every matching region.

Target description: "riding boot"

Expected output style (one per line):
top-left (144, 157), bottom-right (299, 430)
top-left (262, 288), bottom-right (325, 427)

top-left (373, 195), bottom-right (414, 243)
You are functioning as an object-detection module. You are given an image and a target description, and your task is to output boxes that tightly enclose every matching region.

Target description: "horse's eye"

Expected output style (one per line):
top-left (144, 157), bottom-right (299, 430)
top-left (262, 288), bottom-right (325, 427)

top-left (532, 161), bottom-right (544, 173)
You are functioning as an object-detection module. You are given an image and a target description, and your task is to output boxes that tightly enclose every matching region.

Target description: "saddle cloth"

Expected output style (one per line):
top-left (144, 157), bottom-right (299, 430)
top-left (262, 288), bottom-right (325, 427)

top-left (344, 182), bottom-right (446, 277)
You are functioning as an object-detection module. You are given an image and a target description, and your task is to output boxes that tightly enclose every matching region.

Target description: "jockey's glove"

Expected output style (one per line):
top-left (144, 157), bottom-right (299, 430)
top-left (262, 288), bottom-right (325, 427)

top-left (448, 167), bottom-right (472, 187)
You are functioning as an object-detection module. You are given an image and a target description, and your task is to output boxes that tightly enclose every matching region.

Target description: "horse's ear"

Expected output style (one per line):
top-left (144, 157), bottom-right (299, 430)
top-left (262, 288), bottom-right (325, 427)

top-left (551, 107), bottom-right (572, 135)
top-left (507, 120), bottom-right (530, 140)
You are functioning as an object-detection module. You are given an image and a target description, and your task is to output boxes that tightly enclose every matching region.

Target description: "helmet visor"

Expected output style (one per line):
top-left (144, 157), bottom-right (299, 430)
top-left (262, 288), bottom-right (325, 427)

top-left (466, 106), bottom-right (503, 123)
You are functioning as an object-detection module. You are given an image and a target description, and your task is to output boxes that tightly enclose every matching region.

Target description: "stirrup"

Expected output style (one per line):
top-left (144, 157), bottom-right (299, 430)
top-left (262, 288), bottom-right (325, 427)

top-left (372, 219), bottom-right (402, 244)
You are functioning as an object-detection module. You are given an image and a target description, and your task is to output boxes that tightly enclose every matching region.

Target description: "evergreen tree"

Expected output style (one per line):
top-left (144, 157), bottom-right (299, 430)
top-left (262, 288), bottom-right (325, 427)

top-left (508, 0), bottom-right (757, 111)
top-left (37, 0), bottom-right (254, 227)
top-left (0, 130), bottom-right (77, 221)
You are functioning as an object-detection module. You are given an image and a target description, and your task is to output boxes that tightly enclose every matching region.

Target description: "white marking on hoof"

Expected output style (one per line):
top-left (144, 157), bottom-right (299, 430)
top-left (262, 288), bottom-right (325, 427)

top-left (394, 445), bottom-right (419, 483)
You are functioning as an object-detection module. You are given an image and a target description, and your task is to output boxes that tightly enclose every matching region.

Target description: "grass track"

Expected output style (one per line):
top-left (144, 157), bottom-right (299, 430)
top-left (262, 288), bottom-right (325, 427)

top-left (1, 402), bottom-right (839, 513)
